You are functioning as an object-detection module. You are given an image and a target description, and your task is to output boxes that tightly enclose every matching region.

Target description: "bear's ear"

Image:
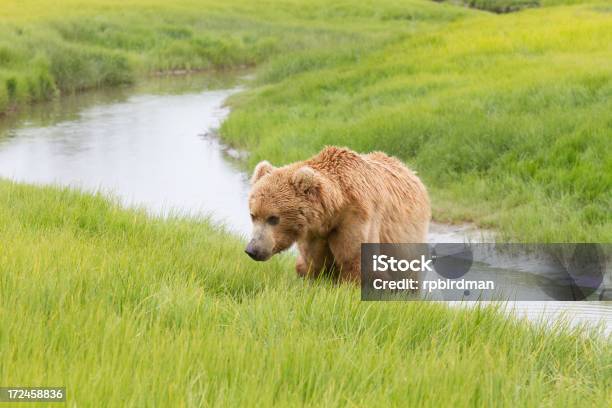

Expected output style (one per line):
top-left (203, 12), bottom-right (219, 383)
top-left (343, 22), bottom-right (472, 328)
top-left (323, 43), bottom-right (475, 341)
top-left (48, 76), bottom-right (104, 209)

top-left (292, 166), bottom-right (319, 195)
top-left (250, 160), bottom-right (275, 185)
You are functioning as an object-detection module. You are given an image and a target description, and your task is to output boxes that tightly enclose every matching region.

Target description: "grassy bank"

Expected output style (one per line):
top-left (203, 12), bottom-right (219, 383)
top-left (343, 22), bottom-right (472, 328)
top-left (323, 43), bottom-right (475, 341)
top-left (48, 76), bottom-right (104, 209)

top-left (1, 0), bottom-right (610, 242)
top-left (0, 179), bottom-right (610, 406)
top-left (219, 1), bottom-right (612, 242)
top-left (0, 0), bottom-right (466, 110)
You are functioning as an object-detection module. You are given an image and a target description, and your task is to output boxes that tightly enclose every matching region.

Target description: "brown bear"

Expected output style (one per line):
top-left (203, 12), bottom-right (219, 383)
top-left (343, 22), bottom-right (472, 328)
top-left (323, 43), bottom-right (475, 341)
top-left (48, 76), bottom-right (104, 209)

top-left (245, 146), bottom-right (431, 282)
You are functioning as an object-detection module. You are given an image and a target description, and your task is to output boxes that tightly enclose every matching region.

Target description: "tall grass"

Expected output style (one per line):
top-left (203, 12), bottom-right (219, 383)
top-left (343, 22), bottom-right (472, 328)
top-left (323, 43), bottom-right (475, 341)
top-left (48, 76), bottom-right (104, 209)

top-left (0, 3), bottom-right (611, 404)
top-left (0, 179), bottom-right (610, 406)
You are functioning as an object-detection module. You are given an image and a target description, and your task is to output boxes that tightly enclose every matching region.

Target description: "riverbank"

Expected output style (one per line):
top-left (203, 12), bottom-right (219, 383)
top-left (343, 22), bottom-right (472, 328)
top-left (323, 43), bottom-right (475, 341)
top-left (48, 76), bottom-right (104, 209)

top-left (1, 179), bottom-right (610, 406)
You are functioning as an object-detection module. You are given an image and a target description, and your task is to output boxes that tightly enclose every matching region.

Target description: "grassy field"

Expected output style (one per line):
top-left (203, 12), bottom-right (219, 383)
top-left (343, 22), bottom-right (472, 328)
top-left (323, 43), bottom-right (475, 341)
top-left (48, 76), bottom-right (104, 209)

top-left (1, 0), bottom-right (610, 241)
top-left (1, 1), bottom-right (611, 406)
top-left (1, 180), bottom-right (610, 406)
top-left (0, 0), bottom-right (466, 106)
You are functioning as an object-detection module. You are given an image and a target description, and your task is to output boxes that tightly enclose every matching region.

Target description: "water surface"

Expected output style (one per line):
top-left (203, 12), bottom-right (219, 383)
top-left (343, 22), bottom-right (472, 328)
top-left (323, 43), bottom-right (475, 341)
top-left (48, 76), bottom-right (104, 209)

top-left (0, 74), bottom-right (252, 236)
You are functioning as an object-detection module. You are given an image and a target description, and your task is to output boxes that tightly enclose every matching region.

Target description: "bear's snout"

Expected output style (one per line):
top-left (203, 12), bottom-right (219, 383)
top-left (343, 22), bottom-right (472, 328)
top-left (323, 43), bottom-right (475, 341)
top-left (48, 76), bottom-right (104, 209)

top-left (245, 240), bottom-right (268, 261)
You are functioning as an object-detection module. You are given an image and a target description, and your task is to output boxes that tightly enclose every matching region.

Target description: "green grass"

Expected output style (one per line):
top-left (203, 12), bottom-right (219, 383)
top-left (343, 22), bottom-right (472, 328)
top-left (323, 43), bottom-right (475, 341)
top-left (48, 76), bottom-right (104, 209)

top-left (0, 0), bottom-right (467, 109)
top-left (0, 3), bottom-right (611, 404)
top-left (1, 179), bottom-right (610, 406)
top-left (1, 0), bottom-right (610, 241)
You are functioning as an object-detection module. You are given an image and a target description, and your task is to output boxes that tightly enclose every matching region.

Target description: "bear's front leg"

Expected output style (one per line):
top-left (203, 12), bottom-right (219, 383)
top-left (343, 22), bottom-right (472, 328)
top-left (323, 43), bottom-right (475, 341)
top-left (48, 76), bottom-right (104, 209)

top-left (328, 219), bottom-right (377, 283)
top-left (295, 238), bottom-right (336, 279)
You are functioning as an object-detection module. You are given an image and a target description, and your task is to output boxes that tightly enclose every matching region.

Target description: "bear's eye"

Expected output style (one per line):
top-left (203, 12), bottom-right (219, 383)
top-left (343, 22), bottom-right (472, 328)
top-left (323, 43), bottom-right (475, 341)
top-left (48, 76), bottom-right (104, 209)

top-left (267, 216), bottom-right (280, 226)
top-left (250, 213), bottom-right (255, 221)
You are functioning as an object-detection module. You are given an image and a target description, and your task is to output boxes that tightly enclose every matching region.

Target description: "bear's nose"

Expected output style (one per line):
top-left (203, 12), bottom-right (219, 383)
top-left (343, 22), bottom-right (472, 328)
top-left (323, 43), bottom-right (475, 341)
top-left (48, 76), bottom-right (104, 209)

top-left (245, 247), bottom-right (258, 260)
top-left (245, 242), bottom-right (262, 261)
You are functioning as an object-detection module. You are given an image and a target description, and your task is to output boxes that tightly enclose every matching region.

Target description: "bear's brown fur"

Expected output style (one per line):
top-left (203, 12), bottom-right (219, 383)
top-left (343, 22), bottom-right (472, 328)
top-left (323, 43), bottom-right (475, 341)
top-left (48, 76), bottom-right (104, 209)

top-left (245, 146), bottom-right (430, 282)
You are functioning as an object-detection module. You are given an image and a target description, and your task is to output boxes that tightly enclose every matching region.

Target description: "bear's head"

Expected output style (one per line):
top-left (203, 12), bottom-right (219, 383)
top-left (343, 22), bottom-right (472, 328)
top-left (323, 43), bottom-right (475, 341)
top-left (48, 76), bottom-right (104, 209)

top-left (245, 160), bottom-right (323, 261)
